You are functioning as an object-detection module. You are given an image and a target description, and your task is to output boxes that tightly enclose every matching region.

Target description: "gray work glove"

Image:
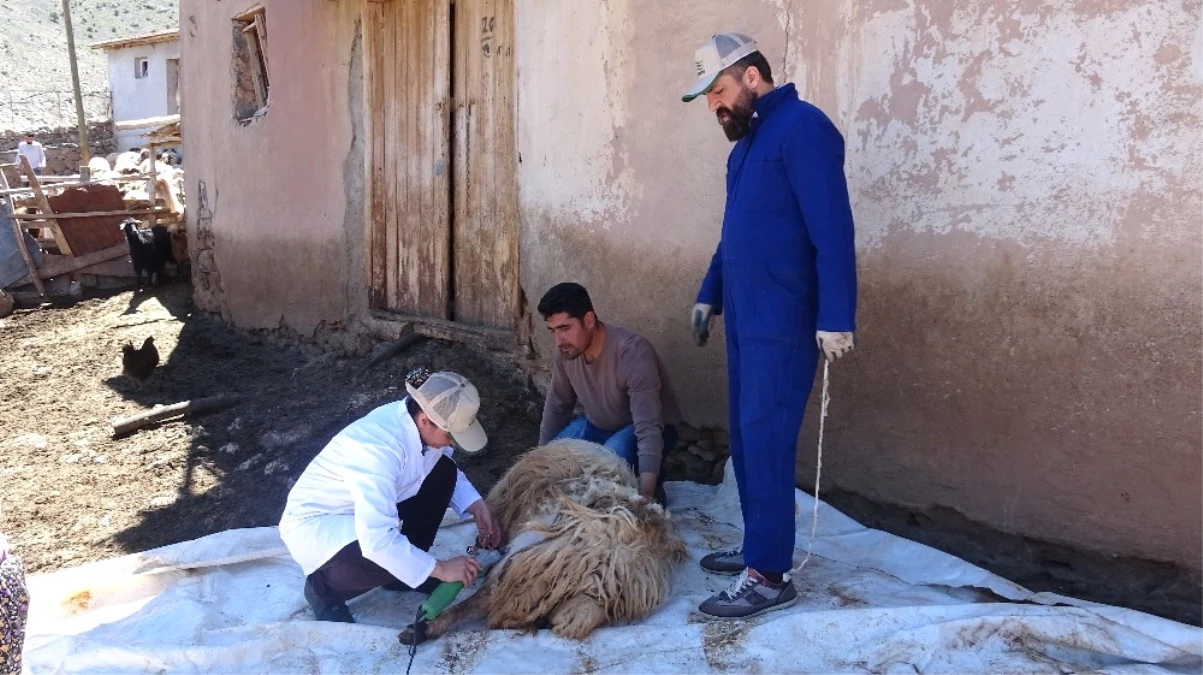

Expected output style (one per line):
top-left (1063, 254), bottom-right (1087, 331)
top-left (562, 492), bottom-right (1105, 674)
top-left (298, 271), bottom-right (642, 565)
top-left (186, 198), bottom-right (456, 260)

top-left (816, 331), bottom-right (855, 362)
top-left (692, 303), bottom-right (715, 347)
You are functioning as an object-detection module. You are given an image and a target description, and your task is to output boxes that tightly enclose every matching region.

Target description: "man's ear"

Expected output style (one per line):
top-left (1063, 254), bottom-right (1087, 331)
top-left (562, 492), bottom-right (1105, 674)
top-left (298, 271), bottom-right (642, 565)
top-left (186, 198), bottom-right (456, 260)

top-left (584, 311), bottom-right (598, 329)
top-left (744, 65), bottom-right (760, 88)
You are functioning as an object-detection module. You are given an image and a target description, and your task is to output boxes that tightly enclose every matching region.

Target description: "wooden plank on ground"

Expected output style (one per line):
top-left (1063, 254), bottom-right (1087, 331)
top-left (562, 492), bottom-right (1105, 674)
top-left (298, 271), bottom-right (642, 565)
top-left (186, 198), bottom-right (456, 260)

top-left (6, 243), bottom-right (127, 288)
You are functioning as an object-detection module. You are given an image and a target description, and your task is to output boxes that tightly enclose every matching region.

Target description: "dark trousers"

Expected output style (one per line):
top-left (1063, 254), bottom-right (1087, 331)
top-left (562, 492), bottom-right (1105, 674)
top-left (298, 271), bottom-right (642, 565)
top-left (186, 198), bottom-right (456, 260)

top-left (306, 455), bottom-right (457, 602)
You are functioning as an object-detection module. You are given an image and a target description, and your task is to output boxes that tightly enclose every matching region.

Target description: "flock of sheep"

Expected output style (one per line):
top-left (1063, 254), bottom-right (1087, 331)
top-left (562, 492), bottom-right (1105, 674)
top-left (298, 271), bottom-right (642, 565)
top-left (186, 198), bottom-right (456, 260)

top-left (86, 147), bottom-right (186, 216)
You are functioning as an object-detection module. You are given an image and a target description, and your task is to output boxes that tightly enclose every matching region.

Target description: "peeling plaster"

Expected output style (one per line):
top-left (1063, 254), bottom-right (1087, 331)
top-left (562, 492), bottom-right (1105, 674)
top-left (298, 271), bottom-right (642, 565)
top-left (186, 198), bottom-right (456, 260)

top-left (1193, 10), bottom-right (1203, 80)
top-left (515, 0), bottom-right (636, 224)
top-left (847, 1), bottom-right (1202, 250)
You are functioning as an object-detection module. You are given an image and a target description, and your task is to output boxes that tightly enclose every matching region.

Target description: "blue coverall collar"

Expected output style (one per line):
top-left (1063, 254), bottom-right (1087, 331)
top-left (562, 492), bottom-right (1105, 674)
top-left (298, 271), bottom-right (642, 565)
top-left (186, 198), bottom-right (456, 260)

top-left (752, 83), bottom-right (797, 124)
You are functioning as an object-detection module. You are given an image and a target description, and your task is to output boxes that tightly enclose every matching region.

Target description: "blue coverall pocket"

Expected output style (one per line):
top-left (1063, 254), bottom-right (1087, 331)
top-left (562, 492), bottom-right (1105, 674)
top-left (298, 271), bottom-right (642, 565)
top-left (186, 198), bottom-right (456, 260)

top-left (735, 259), bottom-right (809, 343)
top-left (763, 257), bottom-right (808, 300)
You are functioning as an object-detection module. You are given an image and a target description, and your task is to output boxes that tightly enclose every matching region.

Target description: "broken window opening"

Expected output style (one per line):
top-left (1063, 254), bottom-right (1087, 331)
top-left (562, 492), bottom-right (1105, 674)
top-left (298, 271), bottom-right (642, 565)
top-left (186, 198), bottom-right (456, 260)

top-left (232, 5), bottom-right (271, 122)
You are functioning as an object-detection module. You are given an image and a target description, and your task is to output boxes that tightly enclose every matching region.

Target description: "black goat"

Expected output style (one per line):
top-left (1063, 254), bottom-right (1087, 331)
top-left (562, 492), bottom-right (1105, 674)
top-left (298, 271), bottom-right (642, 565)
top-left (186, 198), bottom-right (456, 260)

top-left (151, 224), bottom-right (178, 275)
top-left (120, 218), bottom-right (164, 289)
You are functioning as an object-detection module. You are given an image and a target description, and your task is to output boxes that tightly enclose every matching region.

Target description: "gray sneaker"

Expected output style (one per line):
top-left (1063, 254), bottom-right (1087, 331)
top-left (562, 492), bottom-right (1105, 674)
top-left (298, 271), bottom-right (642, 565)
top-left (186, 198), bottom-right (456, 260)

top-left (698, 569), bottom-right (797, 620)
top-left (700, 547), bottom-right (745, 575)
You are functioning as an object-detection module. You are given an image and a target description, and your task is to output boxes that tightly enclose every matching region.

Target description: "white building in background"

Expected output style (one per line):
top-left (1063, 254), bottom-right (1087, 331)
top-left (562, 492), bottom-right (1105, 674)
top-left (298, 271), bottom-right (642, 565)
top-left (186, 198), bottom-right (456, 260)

top-left (90, 30), bottom-right (181, 152)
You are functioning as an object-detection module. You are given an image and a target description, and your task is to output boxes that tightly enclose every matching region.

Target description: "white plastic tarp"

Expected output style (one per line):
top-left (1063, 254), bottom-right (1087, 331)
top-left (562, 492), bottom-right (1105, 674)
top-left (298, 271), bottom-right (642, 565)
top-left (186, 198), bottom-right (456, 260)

top-left (23, 466), bottom-right (1203, 674)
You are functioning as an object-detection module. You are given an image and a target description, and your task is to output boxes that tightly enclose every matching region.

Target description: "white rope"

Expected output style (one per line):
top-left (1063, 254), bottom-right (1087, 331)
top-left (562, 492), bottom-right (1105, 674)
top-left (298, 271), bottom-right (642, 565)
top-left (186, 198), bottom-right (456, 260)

top-left (790, 359), bottom-right (829, 575)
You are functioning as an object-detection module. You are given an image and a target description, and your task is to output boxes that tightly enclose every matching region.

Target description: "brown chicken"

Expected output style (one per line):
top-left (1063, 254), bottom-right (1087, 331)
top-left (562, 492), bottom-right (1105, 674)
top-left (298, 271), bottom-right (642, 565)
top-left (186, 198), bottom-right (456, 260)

top-left (122, 336), bottom-right (159, 388)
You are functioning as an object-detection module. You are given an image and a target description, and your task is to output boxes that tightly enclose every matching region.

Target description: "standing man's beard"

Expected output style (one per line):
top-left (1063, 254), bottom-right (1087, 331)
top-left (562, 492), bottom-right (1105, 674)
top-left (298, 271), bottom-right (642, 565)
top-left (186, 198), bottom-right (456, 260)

top-left (716, 86), bottom-right (758, 141)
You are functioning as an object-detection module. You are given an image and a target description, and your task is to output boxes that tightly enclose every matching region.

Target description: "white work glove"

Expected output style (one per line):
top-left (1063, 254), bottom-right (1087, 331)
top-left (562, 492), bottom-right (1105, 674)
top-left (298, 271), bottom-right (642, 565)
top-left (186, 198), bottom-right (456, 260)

top-left (691, 303), bottom-right (715, 347)
top-left (816, 331), bottom-right (855, 363)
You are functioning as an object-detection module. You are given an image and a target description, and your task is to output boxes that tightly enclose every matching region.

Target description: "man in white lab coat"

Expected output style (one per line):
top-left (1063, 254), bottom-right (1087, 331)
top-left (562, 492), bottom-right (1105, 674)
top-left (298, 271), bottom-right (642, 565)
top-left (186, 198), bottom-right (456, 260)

top-left (279, 369), bottom-right (502, 623)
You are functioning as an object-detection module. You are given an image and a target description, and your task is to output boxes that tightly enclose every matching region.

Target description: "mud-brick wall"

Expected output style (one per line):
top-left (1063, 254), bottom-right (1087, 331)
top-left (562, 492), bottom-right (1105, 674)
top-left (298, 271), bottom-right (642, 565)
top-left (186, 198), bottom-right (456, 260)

top-left (515, 0), bottom-right (1201, 575)
top-left (793, 0), bottom-right (1202, 573)
top-left (178, 0), bottom-right (1200, 576)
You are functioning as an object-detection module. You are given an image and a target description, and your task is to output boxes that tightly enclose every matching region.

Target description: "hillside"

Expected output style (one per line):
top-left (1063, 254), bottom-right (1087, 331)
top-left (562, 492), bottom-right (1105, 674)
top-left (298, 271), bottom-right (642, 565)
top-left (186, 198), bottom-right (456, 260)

top-left (0, 0), bottom-right (178, 132)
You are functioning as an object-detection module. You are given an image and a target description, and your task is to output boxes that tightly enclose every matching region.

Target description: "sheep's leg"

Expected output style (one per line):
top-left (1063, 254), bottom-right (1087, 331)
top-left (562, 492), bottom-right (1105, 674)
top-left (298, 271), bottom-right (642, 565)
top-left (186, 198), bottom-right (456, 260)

top-left (547, 594), bottom-right (608, 641)
top-left (423, 583), bottom-right (494, 641)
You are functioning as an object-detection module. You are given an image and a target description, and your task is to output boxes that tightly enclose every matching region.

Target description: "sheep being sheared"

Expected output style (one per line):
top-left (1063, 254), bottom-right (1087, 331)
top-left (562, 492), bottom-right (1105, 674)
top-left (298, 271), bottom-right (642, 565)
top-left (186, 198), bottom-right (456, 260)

top-left (408, 439), bottom-right (686, 644)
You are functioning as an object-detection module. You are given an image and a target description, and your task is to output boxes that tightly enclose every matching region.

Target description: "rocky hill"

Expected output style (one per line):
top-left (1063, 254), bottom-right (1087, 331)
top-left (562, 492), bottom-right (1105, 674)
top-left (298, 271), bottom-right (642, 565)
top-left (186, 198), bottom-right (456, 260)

top-left (0, 0), bottom-right (177, 131)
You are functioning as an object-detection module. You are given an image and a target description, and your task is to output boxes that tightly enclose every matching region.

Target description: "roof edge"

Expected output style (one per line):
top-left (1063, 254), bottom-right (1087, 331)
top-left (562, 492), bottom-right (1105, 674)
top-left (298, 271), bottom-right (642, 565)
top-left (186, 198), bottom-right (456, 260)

top-left (89, 29), bottom-right (180, 51)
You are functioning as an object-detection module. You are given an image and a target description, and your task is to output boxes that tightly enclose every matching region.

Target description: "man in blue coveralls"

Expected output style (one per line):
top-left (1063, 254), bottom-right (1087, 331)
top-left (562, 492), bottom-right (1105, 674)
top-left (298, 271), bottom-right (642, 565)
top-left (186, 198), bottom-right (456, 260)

top-left (684, 33), bottom-right (858, 620)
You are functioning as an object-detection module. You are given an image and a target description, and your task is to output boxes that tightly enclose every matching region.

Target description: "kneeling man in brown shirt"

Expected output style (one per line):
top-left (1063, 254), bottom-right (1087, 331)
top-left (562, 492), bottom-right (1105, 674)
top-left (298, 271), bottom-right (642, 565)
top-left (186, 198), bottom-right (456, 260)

top-left (537, 282), bottom-right (684, 504)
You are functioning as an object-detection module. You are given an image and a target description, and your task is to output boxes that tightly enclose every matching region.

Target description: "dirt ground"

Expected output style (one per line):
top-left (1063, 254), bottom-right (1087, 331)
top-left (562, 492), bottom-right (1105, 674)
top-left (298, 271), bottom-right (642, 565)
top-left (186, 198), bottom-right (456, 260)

top-left (2, 283), bottom-right (1198, 628)
top-left (0, 284), bottom-right (543, 574)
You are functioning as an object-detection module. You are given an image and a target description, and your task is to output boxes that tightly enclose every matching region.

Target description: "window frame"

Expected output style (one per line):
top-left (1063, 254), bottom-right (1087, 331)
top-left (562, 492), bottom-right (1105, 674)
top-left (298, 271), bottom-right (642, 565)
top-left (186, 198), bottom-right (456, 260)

top-left (233, 5), bottom-right (270, 114)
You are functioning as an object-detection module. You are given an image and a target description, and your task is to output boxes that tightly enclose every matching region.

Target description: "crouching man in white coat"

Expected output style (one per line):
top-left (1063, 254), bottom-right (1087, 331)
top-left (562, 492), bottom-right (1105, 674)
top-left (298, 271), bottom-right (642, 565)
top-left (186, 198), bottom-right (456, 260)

top-left (279, 368), bottom-right (503, 623)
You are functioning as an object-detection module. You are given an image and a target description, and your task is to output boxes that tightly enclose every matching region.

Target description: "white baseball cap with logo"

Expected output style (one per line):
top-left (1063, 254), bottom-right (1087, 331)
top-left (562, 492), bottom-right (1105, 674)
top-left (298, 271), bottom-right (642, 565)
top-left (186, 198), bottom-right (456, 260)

top-left (406, 371), bottom-right (488, 453)
top-left (682, 32), bottom-right (761, 103)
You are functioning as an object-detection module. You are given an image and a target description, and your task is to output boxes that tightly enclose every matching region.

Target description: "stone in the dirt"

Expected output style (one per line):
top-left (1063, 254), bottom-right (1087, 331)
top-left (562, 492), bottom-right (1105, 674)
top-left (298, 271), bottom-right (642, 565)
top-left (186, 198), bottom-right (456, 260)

top-left (12, 433), bottom-right (48, 450)
top-left (711, 461), bottom-right (725, 484)
top-left (678, 425), bottom-right (703, 444)
top-left (662, 452), bottom-right (685, 480)
top-left (263, 459), bottom-right (289, 475)
top-left (149, 495), bottom-right (175, 507)
top-left (678, 452), bottom-right (712, 483)
top-left (219, 443), bottom-right (239, 454)
top-left (237, 454), bottom-right (262, 472)
top-left (261, 427), bottom-right (311, 450)
top-left (690, 442), bottom-right (724, 464)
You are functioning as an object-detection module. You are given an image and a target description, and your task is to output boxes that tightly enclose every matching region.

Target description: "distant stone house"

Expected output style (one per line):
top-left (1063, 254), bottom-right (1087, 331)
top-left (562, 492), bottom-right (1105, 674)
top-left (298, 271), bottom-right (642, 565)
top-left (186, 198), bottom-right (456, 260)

top-left (90, 29), bottom-right (181, 152)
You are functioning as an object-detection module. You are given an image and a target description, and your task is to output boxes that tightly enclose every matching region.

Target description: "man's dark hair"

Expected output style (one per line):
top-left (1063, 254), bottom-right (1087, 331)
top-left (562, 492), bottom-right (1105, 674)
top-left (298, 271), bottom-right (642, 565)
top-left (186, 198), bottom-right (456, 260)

top-left (728, 51), bottom-right (774, 85)
top-left (538, 282), bottom-right (596, 321)
top-left (406, 396), bottom-right (423, 417)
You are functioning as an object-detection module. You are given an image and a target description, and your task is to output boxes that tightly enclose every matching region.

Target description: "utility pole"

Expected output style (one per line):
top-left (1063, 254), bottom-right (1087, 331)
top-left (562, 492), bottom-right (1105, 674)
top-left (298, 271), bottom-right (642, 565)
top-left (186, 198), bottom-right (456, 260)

top-left (61, 0), bottom-right (90, 164)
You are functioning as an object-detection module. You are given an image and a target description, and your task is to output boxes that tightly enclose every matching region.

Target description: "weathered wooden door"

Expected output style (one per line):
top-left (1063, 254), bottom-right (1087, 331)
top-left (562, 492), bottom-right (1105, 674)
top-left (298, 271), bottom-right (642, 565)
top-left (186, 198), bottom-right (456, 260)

top-left (365, 0), bottom-right (518, 332)
top-left (451, 0), bottom-right (518, 328)
top-left (365, 0), bottom-right (452, 318)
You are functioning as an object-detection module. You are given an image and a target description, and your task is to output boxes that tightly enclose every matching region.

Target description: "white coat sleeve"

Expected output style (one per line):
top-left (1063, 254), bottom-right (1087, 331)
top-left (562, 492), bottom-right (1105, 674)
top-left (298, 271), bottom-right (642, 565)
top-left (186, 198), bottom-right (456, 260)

top-left (443, 448), bottom-right (483, 518)
top-left (340, 449), bottom-right (437, 588)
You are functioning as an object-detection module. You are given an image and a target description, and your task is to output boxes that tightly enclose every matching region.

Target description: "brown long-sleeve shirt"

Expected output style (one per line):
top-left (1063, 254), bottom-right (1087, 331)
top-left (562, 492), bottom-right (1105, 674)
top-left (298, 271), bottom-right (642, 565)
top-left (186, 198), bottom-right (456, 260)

top-left (538, 324), bottom-right (683, 475)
